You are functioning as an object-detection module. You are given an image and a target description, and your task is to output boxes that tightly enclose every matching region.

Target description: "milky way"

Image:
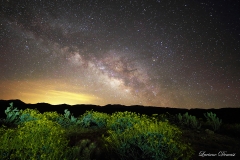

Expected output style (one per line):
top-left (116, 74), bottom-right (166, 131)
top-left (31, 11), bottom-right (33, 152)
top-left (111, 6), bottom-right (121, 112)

top-left (0, 0), bottom-right (239, 108)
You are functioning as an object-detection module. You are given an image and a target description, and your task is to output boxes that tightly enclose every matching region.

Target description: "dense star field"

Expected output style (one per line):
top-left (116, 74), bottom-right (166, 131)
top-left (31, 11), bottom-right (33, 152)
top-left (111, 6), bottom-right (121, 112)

top-left (0, 0), bottom-right (239, 109)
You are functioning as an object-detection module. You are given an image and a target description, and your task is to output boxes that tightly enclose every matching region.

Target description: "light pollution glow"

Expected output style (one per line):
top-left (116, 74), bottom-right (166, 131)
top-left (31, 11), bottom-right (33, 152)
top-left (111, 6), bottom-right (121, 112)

top-left (0, 79), bottom-right (101, 105)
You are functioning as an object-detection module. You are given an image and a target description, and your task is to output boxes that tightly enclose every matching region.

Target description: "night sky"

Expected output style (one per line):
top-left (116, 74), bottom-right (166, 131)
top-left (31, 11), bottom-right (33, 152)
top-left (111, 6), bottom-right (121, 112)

top-left (0, 0), bottom-right (239, 109)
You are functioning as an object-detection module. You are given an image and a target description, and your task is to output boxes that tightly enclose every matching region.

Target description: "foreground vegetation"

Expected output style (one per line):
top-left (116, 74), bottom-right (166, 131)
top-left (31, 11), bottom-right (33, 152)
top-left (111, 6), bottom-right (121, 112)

top-left (0, 102), bottom-right (239, 160)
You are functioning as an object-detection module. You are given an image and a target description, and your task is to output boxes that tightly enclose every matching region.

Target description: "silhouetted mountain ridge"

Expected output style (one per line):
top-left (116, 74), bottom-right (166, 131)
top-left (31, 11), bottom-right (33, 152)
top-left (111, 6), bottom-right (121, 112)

top-left (0, 99), bottom-right (239, 123)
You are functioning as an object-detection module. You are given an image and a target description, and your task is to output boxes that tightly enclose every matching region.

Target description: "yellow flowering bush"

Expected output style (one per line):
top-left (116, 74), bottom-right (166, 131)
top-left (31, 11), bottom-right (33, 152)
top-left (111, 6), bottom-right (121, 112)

top-left (79, 110), bottom-right (110, 128)
top-left (103, 113), bottom-right (194, 160)
top-left (0, 118), bottom-right (69, 159)
top-left (106, 111), bottom-right (142, 133)
top-left (15, 108), bottom-right (41, 125)
top-left (1, 104), bottom-right (195, 160)
top-left (42, 111), bottom-right (61, 121)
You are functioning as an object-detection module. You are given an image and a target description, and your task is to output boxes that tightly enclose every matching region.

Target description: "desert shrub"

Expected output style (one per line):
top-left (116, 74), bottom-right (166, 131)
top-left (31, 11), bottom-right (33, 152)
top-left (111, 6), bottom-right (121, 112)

top-left (64, 126), bottom-right (108, 159)
top-left (42, 111), bottom-right (61, 121)
top-left (3, 103), bottom-right (80, 128)
top-left (204, 112), bottom-right (222, 131)
top-left (176, 113), bottom-right (188, 126)
top-left (103, 114), bottom-right (194, 160)
top-left (176, 112), bottom-right (201, 129)
top-left (189, 116), bottom-right (201, 129)
top-left (64, 139), bottom-right (99, 160)
top-left (156, 112), bottom-right (177, 124)
top-left (79, 110), bottom-right (109, 129)
top-left (0, 119), bottom-right (69, 160)
top-left (4, 102), bottom-right (20, 124)
top-left (16, 108), bottom-right (41, 125)
top-left (153, 113), bottom-right (169, 123)
top-left (55, 109), bottom-right (82, 128)
top-left (106, 111), bottom-right (142, 134)
top-left (3, 103), bottom-right (78, 128)
top-left (3, 102), bottom-right (42, 125)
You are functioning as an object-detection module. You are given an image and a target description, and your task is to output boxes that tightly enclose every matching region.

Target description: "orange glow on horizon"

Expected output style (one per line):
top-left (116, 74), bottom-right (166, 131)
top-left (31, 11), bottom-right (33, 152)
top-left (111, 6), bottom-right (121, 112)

top-left (0, 79), bottom-right (102, 105)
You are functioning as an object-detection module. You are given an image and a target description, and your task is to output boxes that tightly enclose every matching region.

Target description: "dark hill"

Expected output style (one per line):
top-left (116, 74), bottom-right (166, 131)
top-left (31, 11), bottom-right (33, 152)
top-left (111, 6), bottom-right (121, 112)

top-left (0, 99), bottom-right (239, 123)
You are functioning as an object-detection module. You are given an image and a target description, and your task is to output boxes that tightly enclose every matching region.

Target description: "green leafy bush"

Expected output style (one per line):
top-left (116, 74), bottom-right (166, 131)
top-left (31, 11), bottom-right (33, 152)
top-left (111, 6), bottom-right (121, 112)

top-left (42, 111), bottom-right (61, 121)
top-left (204, 112), bottom-right (222, 131)
top-left (1, 105), bottom-right (196, 160)
top-left (176, 112), bottom-right (201, 129)
top-left (1, 107), bottom-right (106, 160)
top-left (3, 103), bottom-right (41, 128)
top-left (106, 111), bottom-right (142, 134)
top-left (152, 113), bottom-right (170, 123)
top-left (189, 116), bottom-right (201, 129)
top-left (16, 108), bottom-right (41, 125)
top-left (4, 103), bottom-right (41, 125)
top-left (103, 114), bottom-right (194, 160)
top-left (79, 110), bottom-right (109, 129)
top-left (55, 109), bottom-right (82, 128)
top-left (0, 119), bottom-right (69, 159)
top-left (4, 102), bottom-right (20, 124)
